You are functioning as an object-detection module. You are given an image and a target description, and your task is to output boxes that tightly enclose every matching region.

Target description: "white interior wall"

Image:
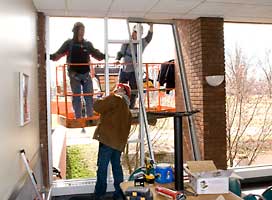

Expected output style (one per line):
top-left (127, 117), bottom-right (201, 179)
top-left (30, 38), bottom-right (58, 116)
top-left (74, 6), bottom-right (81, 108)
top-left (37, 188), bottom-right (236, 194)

top-left (0, 0), bottom-right (39, 199)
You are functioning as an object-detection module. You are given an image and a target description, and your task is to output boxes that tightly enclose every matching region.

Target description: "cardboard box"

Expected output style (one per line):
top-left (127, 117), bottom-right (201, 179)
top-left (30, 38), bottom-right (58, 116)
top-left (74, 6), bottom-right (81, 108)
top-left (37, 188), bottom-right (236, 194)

top-left (186, 160), bottom-right (232, 195)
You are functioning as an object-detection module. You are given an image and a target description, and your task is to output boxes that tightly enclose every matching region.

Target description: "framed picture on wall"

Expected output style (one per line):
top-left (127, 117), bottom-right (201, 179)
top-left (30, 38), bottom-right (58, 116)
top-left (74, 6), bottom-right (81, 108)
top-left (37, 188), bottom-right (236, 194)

top-left (19, 72), bottom-right (30, 126)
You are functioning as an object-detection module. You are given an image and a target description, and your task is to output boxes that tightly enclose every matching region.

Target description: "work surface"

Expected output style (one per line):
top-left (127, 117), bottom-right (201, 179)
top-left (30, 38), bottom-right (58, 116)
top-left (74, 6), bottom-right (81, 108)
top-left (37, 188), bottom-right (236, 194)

top-left (120, 181), bottom-right (243, 200)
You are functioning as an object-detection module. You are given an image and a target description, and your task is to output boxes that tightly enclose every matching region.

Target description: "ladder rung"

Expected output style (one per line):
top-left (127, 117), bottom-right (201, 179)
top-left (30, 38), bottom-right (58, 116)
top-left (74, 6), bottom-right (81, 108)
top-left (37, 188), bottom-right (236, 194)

top-left (127, 139), bottom-right (141, 143)
top-left (108, 39), bottom-right (140, 44)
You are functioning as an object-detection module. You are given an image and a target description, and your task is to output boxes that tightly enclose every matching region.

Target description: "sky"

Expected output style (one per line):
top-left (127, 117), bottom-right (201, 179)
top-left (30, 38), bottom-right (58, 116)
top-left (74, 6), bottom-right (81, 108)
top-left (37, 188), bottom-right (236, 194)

top-left (49, 17), bottom-right (176, 85)
top-left (49, 18), bottom-right (272, 83)
top-left (49, 17), bottom-right (175, 65)
top-left (224, 23), bottom-right (272, 79)
top-left (224, 23), bottom-right (272, 67)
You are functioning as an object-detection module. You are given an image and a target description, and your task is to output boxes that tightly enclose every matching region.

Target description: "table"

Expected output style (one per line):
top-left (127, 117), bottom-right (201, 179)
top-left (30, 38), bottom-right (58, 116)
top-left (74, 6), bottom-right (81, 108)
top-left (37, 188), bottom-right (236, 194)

top-left (147, 111), bottom-right (199, 191)
top-left (120, 181), bottom-right (243, 200)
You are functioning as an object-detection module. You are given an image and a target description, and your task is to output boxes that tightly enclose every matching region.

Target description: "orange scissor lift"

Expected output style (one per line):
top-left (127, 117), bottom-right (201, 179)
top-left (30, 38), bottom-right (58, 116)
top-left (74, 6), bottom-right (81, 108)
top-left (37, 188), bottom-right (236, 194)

top-left (52, 62), bottom-right (176, 128)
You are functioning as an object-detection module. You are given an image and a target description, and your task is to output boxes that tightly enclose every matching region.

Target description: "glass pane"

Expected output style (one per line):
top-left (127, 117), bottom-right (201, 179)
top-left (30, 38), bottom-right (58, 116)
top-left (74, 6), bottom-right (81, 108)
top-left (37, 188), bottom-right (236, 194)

top-left (225, 22), bottom-right (272, 167)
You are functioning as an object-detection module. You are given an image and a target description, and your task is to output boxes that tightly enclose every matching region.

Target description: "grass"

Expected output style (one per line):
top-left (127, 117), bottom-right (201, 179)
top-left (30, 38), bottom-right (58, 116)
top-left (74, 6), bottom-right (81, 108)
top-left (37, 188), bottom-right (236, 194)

top-left (66, 144), bottom-right (98, 179)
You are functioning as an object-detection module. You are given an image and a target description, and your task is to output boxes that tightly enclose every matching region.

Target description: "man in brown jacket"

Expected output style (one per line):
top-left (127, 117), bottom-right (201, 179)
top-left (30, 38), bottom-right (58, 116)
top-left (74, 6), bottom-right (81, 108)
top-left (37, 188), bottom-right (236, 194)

top-left (93, 83), bottom-right (132, 200)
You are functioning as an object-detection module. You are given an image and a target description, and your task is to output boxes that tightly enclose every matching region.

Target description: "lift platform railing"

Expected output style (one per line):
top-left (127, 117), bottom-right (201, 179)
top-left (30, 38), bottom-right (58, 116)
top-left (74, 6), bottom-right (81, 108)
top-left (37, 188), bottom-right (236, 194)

top-left (142, 62), bottom-right (175, 111)
top-left (54, 62), bottom-right (176, 123)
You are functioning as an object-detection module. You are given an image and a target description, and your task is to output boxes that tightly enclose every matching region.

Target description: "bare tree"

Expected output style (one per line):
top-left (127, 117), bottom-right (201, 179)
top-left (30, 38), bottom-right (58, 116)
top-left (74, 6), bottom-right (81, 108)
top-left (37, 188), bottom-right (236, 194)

top-left (226, 47), bottom-right (272, 167)
top-left (122, 117), bottom-right (174, 175)
top-left (262, 50), bottom-right (272, 97)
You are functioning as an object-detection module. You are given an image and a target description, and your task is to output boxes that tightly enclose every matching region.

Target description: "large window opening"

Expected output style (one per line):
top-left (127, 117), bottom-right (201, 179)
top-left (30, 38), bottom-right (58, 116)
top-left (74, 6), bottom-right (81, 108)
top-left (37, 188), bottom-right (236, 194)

top-left (49, 17), bottom-right (176, 185)
top-left (48, 19), bottom-right (272, 195)
top-left (224, 23), bottom-right (272, 168)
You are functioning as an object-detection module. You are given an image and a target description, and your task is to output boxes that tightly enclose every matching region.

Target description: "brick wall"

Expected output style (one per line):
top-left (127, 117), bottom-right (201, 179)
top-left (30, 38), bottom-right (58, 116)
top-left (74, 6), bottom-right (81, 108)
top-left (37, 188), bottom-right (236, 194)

top-left (175, 19), bottom-right (200, 162)
top-left (37, 12), bottom-right (49, 186)
top-left (176, 18), bottom-right (227, 169)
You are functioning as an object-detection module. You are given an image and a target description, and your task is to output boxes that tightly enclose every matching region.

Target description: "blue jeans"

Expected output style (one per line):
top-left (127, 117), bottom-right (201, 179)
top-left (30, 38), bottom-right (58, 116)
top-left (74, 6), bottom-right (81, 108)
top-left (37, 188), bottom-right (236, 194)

top-left (68, 71), bottom-right (93, 118)
top-left (94, 143), bottom-right (124, 199)
top-left (119, 70), bottom-right (137, 109)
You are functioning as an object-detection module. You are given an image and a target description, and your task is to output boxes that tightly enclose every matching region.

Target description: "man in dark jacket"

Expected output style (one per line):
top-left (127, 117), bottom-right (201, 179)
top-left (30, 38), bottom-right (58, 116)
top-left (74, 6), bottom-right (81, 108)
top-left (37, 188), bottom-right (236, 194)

top-left (93, 83), bottom-right (132, 200)
top-left (115, 23), bottom-right (153, 109)
top-left (50, 22), bottom-right (105, 119)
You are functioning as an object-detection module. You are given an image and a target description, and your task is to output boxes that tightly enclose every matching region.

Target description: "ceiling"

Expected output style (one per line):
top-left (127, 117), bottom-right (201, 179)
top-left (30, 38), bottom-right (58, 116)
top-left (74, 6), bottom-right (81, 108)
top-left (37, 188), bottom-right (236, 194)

top-left (32, 0), bottom-right (272, 23)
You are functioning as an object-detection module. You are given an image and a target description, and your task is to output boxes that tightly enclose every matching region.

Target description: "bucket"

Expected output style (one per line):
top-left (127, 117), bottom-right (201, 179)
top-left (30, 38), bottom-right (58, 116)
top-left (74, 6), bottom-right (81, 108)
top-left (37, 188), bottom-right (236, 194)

top-left (155, 163), bottom-right (173, 184)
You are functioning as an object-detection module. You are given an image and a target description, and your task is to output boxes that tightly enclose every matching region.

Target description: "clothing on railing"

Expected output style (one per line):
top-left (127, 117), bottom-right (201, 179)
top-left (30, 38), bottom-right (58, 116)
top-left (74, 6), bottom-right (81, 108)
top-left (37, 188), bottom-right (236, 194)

top-left (158, 59), bottom-right (175, 94)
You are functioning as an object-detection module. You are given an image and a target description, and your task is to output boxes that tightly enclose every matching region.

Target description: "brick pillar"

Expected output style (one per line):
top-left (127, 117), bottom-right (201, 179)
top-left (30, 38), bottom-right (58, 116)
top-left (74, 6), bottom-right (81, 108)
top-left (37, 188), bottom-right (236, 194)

top-left (175, 20), bottom-right (199, 162)
top-left (37, 12), bottom-right (49, 187)
top-left (176, 18), bottom-right (227, 169)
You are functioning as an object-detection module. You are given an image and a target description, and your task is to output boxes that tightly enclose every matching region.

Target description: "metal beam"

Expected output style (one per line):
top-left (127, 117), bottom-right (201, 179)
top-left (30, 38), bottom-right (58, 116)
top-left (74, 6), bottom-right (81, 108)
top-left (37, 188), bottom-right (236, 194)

top-left (172, 22), bottom-right (201, 160)
top-left (127, 17), bottom-right (175, 24)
